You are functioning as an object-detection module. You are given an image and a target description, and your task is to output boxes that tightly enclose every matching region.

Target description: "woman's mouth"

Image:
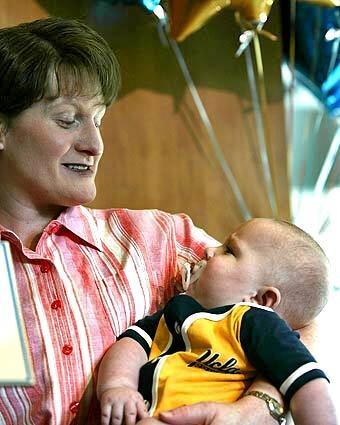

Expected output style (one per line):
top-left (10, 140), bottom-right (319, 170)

top-left (62, 163), bottom-right (94, 173)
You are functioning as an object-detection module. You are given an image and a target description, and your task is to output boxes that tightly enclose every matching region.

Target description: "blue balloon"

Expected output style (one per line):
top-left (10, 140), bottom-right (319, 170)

top-left (281, 3), bottom-right (340, 117)
top-left (141, 0), bottom-right (160, 12)
top-left (107, 0), bottom-right (160, 13)
top-left (294, 4), bottom-right (340, 117)
top-left (322, 63), bottom-right (340, 116)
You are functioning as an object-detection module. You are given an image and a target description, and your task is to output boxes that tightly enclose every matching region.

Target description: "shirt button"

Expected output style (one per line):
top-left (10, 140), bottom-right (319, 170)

top-left (69, 401), bottom-right (79, 414)
top-left (51, 300), bottom-right (62, 310)
top-left (49, 223), bottom-right (60, 234)
top-left (48, 223), bottom-right (60, 234)
top-left (62, 344), bottom-right (73, 355)
top-left (40, 263), bottom-right (51, 273)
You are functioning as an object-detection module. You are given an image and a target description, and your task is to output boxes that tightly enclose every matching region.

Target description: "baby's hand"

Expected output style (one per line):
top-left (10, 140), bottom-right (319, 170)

top-left (100, 386), bottom-right (148, 425)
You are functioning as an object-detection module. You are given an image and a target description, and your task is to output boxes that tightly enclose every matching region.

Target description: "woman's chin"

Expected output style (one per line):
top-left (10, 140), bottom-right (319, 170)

top-left (61, 188), bottom-right (97, 208)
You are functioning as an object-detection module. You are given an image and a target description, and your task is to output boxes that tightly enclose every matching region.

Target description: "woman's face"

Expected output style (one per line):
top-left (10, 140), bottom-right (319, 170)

top-left (0, 94), bottom-right (106, 209)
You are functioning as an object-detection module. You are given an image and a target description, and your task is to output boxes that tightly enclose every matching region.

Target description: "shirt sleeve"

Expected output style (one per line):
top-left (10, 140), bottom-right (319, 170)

top-left (117, 309), bottom-right (164, 356)
top-left (240, 307), bottom-right (329, 402)
top-left (171, 212), bottom-right (219, 268)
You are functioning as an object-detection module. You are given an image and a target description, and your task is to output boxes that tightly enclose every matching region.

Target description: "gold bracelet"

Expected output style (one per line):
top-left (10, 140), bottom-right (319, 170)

top-left (244, 390), bottom-right (286, 424)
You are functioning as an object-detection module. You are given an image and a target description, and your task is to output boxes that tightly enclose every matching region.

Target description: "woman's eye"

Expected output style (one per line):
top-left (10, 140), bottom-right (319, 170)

top-left (57, 119), bottom-right (76, 128)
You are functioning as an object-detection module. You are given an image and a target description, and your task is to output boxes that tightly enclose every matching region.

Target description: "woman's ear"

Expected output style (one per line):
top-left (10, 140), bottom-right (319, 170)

top-left (253, 286), bottom-right (281, 309)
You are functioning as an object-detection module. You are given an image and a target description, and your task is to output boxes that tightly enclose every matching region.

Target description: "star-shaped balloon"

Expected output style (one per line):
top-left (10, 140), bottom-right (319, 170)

top-left (298, 0), bottom-right (340, 6)
top-left (167, 0), bottom-right (276, 41)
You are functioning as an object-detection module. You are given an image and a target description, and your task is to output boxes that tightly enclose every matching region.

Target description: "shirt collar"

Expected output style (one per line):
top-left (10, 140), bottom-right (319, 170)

top-left (0, 205), bottom-right (103, 252)
top-left (56, 206), bottom-right (103, 251)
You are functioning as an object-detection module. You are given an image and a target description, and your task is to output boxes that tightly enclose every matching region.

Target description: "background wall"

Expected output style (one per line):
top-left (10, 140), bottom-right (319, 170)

top-left (0, 0), bottom-right (290, 241)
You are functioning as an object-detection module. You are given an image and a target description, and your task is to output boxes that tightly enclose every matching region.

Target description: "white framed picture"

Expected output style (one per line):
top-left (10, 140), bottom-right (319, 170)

top-left (0, 241), bottom-right (34, 385)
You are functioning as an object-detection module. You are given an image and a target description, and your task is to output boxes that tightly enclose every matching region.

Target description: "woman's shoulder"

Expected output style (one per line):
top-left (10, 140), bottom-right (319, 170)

top-left (75, 206), bottom-right (189, 237)
top-left (84, 207), bottom-right (216, 249)
top-left (85, 206), bottom-right (176, 221)
top-left (65, 206), bottom-right (215, 248)
top-left (84, 206), bottom-right (193, 226)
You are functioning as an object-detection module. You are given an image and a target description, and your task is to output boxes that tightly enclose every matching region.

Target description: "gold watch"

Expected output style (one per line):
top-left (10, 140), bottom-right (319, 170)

top-left (244, 390), bottom-right (286, 424)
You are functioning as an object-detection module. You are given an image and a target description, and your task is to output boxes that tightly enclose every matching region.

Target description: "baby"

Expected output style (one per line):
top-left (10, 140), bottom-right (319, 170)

top-left (97, 218), bottom-right (337, 425)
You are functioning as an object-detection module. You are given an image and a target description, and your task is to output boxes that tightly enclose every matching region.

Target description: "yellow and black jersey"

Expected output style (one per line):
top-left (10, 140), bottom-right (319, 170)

top-left (119, 294), bottom-right (327, 416)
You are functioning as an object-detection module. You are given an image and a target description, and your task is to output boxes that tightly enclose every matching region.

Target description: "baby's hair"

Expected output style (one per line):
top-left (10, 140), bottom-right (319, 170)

top-left (262, 219), bottom-right (329, 329)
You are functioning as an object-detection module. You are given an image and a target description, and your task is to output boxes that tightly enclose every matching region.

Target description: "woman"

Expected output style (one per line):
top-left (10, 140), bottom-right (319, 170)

top-left (0, 17), bottom-right (311, 425)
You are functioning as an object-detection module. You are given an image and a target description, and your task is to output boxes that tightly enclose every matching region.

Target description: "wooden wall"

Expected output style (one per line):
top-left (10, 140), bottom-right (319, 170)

top-left (0, 0), bottom-right (290, 241)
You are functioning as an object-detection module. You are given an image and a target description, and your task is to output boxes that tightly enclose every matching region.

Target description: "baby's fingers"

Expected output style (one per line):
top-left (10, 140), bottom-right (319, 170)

top-left (136, 399), bottom-right (149, 420)
top-left (124, 400), bottom-right (139, 425)
top-left (101, 402), bottom-right (124, 425)
top-left (100, 403), bottom-right (113, 425)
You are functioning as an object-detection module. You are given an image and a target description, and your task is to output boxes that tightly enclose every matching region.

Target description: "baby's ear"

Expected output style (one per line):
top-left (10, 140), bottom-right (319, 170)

top-left (254, 286), bottom-right (281, 308)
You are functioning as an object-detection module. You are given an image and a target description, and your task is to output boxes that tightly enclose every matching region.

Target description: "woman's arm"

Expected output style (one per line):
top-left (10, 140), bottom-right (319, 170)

top-left (159, 375), bottom-right (285, 425)
top-left (159, 396), bottom-right (281, 425)
top-left (298, 320), bottom-right (318, 351)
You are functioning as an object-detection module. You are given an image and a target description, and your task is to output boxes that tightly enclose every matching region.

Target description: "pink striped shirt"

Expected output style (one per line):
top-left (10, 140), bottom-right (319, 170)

top-left (0, 206), bottom-right (216, 424)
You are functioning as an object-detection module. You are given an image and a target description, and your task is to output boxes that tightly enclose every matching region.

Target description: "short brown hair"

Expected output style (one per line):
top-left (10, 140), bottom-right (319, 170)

top-left (0, 17), bottom-right (120, 118)
top-left (264, 219), bottom-right (329, 329)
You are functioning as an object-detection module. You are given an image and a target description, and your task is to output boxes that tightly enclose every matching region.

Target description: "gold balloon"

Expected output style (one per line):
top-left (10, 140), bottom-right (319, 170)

top-left (167, 0), bottom-right (276, 41)
top-left (297, 0), bottom-right (340, 5)
top-left (168, 0), bottom-right (228, 42)
top-left (230, 0), bottom-right (275, 22)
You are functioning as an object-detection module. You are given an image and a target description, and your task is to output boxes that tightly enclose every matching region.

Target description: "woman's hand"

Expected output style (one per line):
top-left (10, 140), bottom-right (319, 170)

top-left (159, 398), bottom-right (279, 425)
top-left (159, 402), bottom-right (238, 425)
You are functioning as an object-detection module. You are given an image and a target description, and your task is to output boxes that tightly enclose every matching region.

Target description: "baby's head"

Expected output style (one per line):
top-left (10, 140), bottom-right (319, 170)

top-left (186, 218), bottom-right (329, 329)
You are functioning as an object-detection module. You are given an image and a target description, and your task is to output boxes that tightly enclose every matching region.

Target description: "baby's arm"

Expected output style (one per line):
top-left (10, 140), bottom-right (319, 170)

top-left (290, 378), bottom-right (337, 425)
top-left (97, 337), bottom-right (149, 425)
top-left (291, 321), bottom-right (338, 424)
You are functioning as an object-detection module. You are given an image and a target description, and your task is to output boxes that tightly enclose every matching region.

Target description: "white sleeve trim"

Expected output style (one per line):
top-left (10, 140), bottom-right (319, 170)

top-left (236, 302), bottom-right (274, 312)
top-left (126, 325), bottom-right (153, 348)
top-left (280, 362), bottom-right (322, 395)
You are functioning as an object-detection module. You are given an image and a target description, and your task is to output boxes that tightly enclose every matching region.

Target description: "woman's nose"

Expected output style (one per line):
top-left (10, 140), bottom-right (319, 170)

top-left (75, 126), bottom-right (103, 157)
